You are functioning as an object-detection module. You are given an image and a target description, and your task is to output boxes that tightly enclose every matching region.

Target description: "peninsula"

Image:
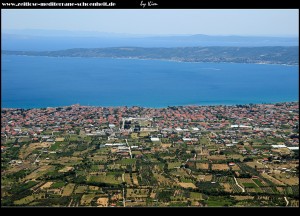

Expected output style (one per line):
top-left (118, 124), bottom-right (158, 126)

top-left (2, 46), bottom-right (298, 65)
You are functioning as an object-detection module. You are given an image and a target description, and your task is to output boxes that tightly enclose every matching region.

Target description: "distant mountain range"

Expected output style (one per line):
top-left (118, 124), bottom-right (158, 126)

top-left (3, 46), bottom-right (298, 65)
top-left (2, 29), bottom-right (299, 51)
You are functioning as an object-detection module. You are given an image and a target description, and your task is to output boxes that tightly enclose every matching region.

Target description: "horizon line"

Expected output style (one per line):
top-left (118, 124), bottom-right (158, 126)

top-left (2, 28), bottom-right (299, 38)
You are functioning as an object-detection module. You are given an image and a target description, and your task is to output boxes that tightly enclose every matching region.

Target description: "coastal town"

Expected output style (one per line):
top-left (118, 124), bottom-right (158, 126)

top-left (1, 102), bottom-right (299, 207)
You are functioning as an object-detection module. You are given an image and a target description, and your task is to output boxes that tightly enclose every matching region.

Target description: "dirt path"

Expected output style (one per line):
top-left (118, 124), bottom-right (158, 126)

top-left (123, 188), bottom-right (126, 207)
top-left (284, 197), bottom-right (289, 206)
top-left (125, 139), bottom-right (132, 159)
top-left (234, 177), bottom-right (245, 192)
top-left (68, 199), bottom-right (73, 207)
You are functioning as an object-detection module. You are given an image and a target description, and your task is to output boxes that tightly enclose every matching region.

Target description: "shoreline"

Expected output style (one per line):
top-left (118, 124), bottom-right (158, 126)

top-left (2, 101), bottom-right (299, 110)
top-left (2, 54), bottom-right (298, 66)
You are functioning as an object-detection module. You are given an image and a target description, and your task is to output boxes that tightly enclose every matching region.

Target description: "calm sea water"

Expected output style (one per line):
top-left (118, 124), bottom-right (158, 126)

top-left (2, 55), bottom-right (299, 108)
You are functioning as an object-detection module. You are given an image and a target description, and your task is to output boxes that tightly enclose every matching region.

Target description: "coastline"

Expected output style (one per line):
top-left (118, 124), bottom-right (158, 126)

top-left (2, 54), bottom-right (298, 67)
top-left (2, 100), bottom-right (299, 110)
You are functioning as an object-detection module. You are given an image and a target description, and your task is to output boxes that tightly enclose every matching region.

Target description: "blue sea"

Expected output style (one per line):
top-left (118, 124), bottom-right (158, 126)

top-left (1, 55), bottom-right (299, 108)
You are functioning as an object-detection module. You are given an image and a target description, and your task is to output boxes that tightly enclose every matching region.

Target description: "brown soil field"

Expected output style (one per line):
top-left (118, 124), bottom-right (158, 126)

top-left (62, 183), bottom-right (75, 196)
top-left (58, 166), bottom-right (73, 173)
top-left (204, 174), bottom-right (213, 181)
top-left (80, 194), bottom-right (95, 206)
top-left (272, 174), bottom-right (298, 186)
top-left (19, 142), bottom-right (52, 159)
top-left (178, 182), bottom-right (197, 189)
top-left (221, 183), bottom-right (233, 192)
top-left (196, 163), bottom-right (209, 170)
top-left (24, 165), bottom-right (53, 180)
top-left (55, 138), bottom-right (65, 142)
top-left (207, 155), bottom-right (226, 161)
top-left (132, 173), bottom-right (139, 185)
top-left (212, 164), bottom-right (229, 170)
top-left (97, 197), bottom-right (109, 207)
top-left (232, 196), bottom-right (254, 201)
top-left (40, 182), bottom-right (53, 190)
top-left (261, 173), bottom-right (285, 186)
top-left (161, 144), bottom-right (172, 148)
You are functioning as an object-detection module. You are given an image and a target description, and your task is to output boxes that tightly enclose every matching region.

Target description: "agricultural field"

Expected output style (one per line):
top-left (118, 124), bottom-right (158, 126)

top-left (74, 185), bottom-right (88, 194)
top-left (178, 182), bottom-right (197, 189)
top-left (132, 173), bottom-right (139, 185)
top-left (80, 194), bottom-right (96, 206)
top-left (168, 162), bottom-right (182, 169)
top-left (1, 103), bottom-right (298, 207)
top-left (88, 173), bottom-right (122, 185)
top-left (196, 163), bottom-right (209, 170)
top-left (97, 197), bottom-right (109, 207)
top-left (212, 164), bottom-right (229, 171)
top-left (62, 183), bottom-right (76, 196)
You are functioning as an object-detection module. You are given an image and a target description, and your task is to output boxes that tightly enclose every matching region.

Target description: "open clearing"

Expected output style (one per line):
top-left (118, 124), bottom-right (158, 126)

top-left (207, 155), bottom-right (226, 161)
top-left (24, 165), bottom-right (54, 180)
top-left (132, 173), bottom-right (139, 185)
top-left (20, 142), bottom-right (52, 159)
top-left (55, 138), bottom-right (65, 142)
top-left (74, 185), bottom-right (87, 194)
top-left (124, 173), bottom-right (132, 185)
top-left (88, 186), bottom-right (100, 191)
top-left (58, 166), bottom-right (73, 173)
top-left (62, 183), bottom-right (75, 196)
top-left (40, 181), bottom-right (53, 190)
top-left (196, 163), bottom-right (209, 170)
top-left (212, 164), bottom-right (229, 171)
top-left (154, 173), bottom-right (172, 186)
top-left (261, 173), bottom-right (285, 186)
top-left (221, 183), bottom-right (233, 192)
top-left (14, 193), bottom-right (45, 205)
top-left (232, 196), bottom-right (254, 201)
top-left (97, 197), bottom-right (109, 207)
top-left (178, 182), bottom-right (197, 189)
top-left (190, 192), bottom-right (203, 200)
top-left (168, 162), bottom-right (181, 169)
top-left (88, 174), bottom-right (122, 185)
top-left (80, 194), bottom-right (95, 206)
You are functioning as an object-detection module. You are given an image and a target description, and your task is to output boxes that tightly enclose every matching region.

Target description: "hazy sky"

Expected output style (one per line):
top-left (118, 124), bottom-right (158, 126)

top-left (2, 9), bottom-right (299, 36)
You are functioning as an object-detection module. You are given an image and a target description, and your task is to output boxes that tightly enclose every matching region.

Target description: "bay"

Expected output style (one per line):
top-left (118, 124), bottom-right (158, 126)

top-left (1, 55), bottom-right (299, 108)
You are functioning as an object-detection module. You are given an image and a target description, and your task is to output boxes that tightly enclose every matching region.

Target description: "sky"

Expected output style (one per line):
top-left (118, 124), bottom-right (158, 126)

top-left (2, 9), bottom-right (299, 36)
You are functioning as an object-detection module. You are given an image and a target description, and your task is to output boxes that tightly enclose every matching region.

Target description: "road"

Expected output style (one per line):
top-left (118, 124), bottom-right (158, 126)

top-left (234, 177), bottom-right (245, 192)
top-left (123, 188), bottom-right (126, 207)
top-left (125, 139), bottom-right (132, 159)
top-left (34, 152), bottom-right (42, 164)
top-left (284, 197), bottom-right (289, 206)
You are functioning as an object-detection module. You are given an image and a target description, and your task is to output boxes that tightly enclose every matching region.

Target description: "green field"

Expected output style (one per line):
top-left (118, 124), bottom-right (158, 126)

top-left (168, 162), bottom-right (181, 169)
top-left (74, 185), bottom-right (87, 194)
top-left (252, 179), bottom-right (264, 187)
top-left (190, 192), bottom-right (203, 200)
top-left (14, 193), bottom-right (45, 205)
top-left (243, 183), bottom-right (258, 188)
top-left (204, 196), bottom-right (234, 207)
top-left (50, 181), bottom-right (65, 189)
top-left (116, 158), bottom-right (136, 165)
top-left (50, 142), bottom-right (61, 151)
top-left (88, 174), bottom-right (122, 185)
